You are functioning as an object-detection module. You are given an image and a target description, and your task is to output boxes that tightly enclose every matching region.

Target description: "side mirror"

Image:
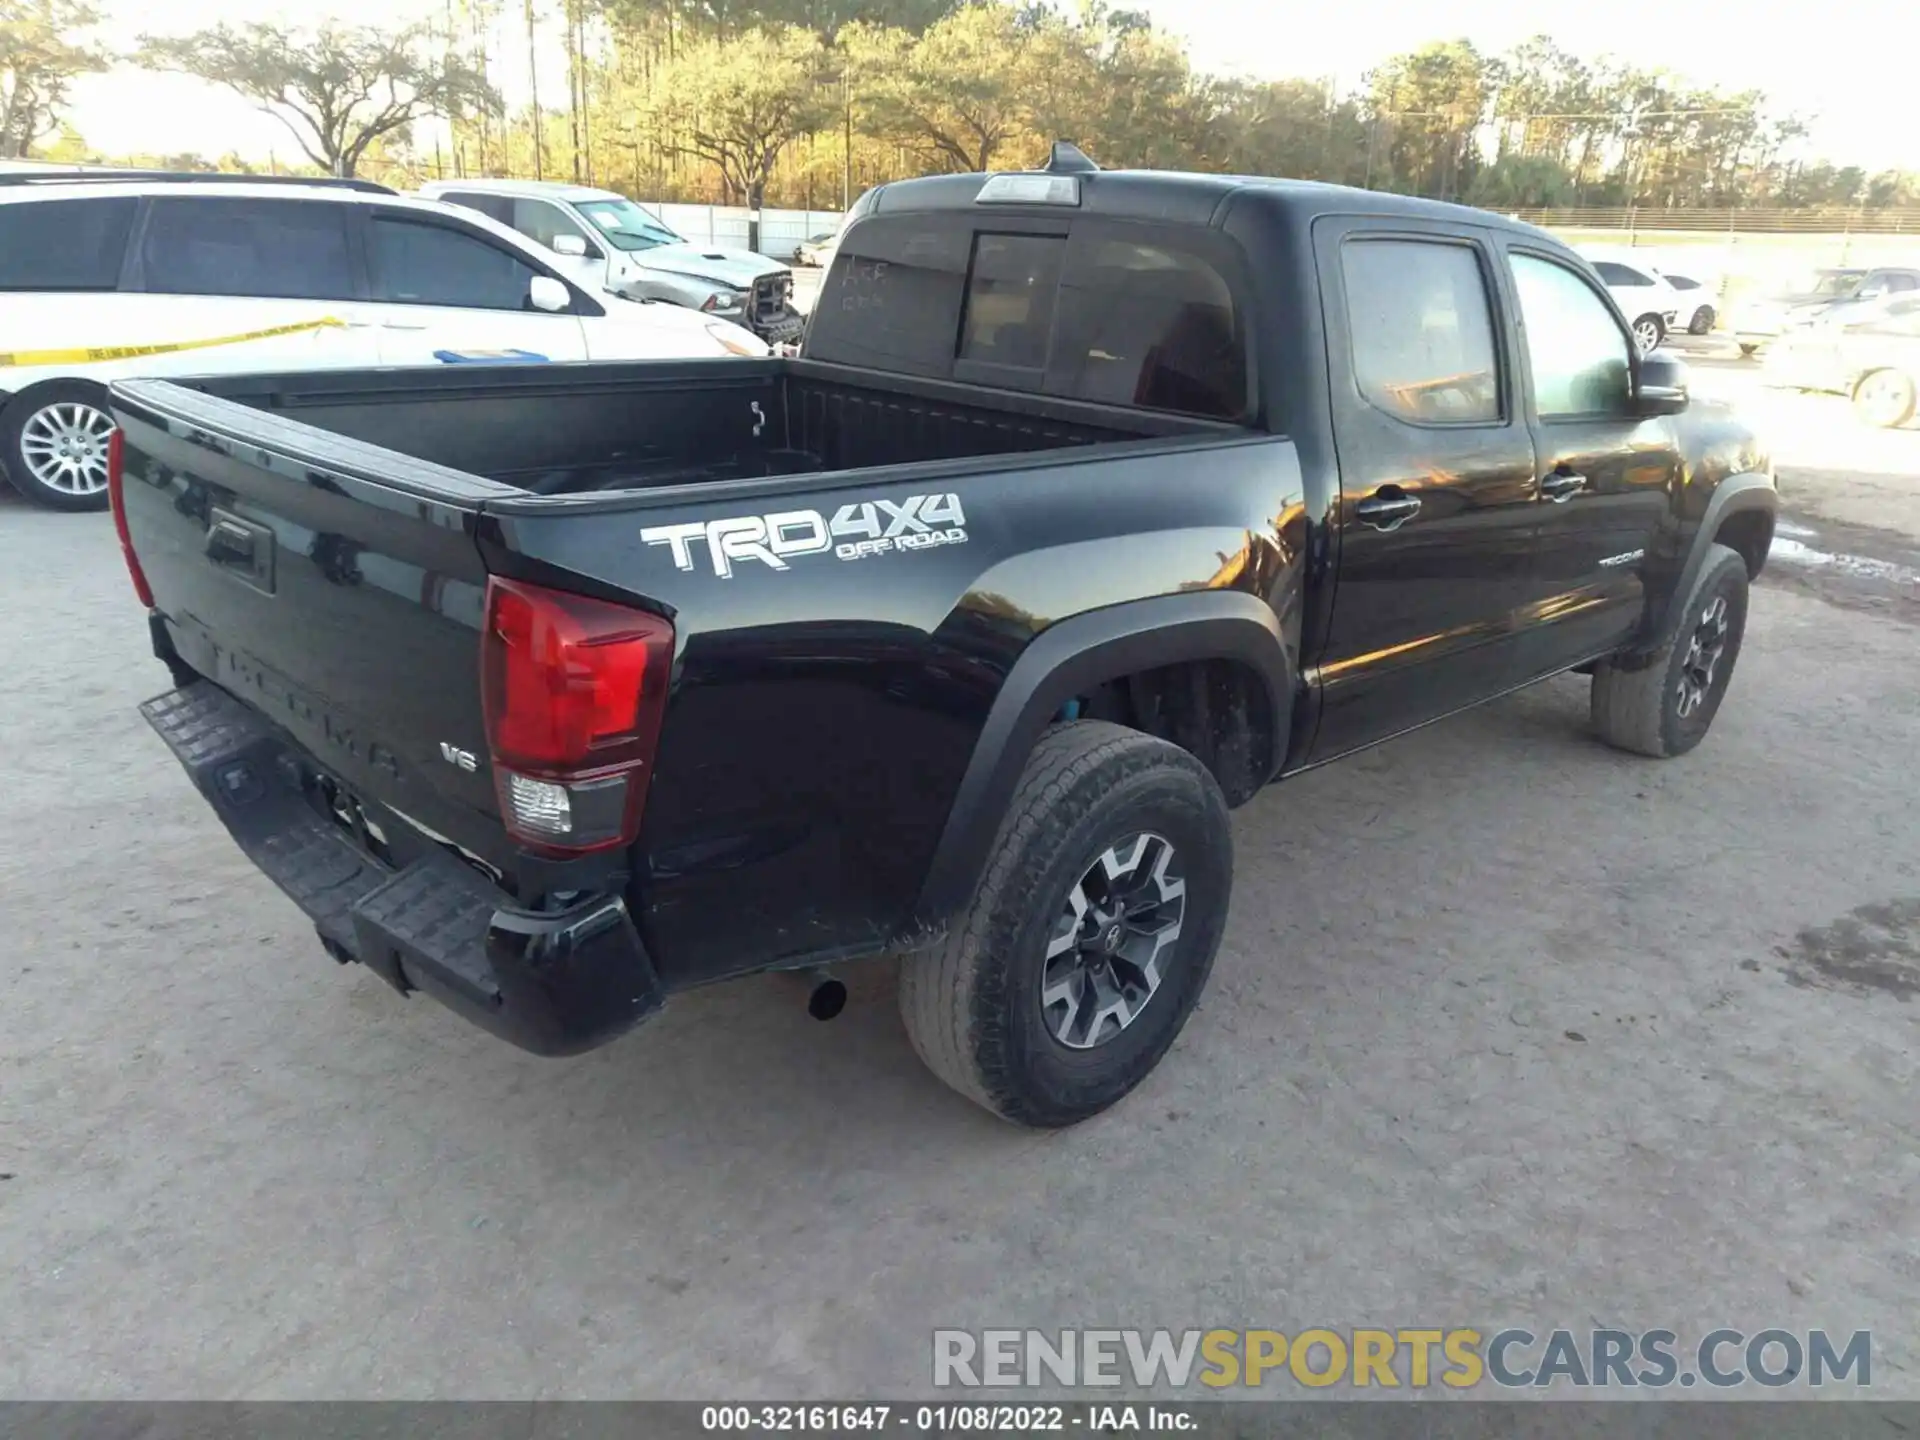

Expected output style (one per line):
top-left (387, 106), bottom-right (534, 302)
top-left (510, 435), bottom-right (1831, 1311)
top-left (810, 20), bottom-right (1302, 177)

top-left (1635, 349), bottom-right (1691, 416)
top-left (552, 234), bottom-right (588, 257)
top-left (1855, 287), bottom-right (1883, 301)
top-left (528, 275), bottom-right (571, 313)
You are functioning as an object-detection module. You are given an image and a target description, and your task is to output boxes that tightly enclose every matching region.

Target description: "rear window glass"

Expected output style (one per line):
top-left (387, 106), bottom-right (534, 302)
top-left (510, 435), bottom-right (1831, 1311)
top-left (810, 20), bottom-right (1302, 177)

top-left (960, 234), bottom-right (1064, 369)
top-left (812, 220), bottom-right (971, 375)
top-left (811, 217), bottom-right (1247, 419)
top-left (1053, 237), bottom-right (1245, 419)
top-left (0, 198), bottom-right (135, 291)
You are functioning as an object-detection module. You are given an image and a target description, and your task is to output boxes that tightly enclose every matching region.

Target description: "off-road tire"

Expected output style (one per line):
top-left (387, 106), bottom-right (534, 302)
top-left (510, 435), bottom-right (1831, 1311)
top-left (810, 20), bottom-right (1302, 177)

top-left (898, 720), bottom-right (1233, 1128)
top-left (1590, 543), bottom-right (1750, 758)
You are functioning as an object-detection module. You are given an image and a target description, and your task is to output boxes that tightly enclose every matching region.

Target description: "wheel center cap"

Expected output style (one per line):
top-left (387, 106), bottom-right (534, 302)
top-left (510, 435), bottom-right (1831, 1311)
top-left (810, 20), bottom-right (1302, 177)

top-left (1100, 922), bottom-right (1124, 954)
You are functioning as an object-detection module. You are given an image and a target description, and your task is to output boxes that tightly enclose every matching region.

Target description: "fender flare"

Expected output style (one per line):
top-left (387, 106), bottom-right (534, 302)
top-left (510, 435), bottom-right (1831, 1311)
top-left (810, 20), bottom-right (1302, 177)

top-left (910, 589), bottom-right (1293, 929)
top-left (1632, 473), bottom-right (1776, 661)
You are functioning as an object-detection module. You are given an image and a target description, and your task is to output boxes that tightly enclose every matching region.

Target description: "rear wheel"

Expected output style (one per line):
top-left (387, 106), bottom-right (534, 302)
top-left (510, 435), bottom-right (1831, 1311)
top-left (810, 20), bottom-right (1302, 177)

top-left (897, 721), bottom-right (1232, 1128)
top-left (1738, 342), bottom-right (1762, 359)
top-left (1, 382), bottom-right (114, 512)
top-left (1687, 304), bottom-right (1716, 336)
top-left (1852, 369), bottom-right (1917, 429)
top-left (1631, 314), bottom-right (1666, 355)
top-left (1590, 544), bottom-right (1750, 758)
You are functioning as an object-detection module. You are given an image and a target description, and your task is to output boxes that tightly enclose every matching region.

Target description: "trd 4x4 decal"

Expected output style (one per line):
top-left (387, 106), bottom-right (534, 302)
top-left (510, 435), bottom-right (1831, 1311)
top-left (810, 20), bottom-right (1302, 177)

top-left (642, 493), bottom-right (968, 578)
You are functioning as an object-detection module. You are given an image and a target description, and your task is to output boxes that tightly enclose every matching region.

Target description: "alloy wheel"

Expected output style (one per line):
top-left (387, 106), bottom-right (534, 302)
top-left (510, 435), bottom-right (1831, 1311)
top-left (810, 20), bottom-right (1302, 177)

top-left (18, 401), bottom-right (114, 499)
top-left (1039, 832), bottom-right (1186, 1050)
top-left (1676, 594), bottom-right (1731, 719)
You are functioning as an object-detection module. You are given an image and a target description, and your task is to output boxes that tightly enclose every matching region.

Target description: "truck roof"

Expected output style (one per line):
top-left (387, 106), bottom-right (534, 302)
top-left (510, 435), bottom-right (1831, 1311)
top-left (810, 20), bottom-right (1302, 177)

top-left (860, 166), bottom-right (1560, 245)
top-left (418, 178), bottom-right (625, 204)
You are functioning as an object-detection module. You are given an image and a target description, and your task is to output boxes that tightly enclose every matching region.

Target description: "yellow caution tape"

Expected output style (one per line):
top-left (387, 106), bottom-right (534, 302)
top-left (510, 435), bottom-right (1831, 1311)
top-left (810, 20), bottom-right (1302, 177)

top-left (0, 316), bottom-right (346, 369)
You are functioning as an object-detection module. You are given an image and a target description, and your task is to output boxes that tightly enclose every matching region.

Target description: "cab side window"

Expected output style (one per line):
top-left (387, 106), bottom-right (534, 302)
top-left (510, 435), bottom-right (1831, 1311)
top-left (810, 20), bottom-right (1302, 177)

top-left (513, 199), bottom-right (599, 257)
top-left (1509, 254), bottom-right (1634, 419)
top-left (1340, 238), bottom-right (1502, 424)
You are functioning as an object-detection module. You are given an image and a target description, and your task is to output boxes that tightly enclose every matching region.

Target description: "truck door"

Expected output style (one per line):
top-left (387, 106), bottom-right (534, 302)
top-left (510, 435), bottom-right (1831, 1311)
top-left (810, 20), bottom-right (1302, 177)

top-left (1497, 245), bottom-right (1681, 681)
top-left (1308, 219), bottom-right (1541, 760)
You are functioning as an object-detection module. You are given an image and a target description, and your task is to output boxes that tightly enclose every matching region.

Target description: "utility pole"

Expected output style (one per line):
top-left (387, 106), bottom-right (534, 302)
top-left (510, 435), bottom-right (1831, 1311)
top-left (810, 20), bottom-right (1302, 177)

top-left (525, 0), bottom-right (544, 179)
top-left (842, 65), bottom-right (853, 210)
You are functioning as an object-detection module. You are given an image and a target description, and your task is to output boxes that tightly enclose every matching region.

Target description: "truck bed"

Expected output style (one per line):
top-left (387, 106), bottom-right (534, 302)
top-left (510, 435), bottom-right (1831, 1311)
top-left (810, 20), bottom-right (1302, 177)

top-left (155, 357), bottom-right (1230, 500)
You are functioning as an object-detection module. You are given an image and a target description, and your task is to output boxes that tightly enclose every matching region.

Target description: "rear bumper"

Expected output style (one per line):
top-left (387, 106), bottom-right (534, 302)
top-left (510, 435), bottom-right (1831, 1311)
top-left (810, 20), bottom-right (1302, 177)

top-left (141, 681), bottom-right (664, 1057)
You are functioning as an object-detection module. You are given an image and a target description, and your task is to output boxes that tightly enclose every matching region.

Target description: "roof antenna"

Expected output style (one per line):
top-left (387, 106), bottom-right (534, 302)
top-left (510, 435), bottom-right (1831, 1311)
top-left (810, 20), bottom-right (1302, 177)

top-left (1046, 141), bottom-right (1100, 175)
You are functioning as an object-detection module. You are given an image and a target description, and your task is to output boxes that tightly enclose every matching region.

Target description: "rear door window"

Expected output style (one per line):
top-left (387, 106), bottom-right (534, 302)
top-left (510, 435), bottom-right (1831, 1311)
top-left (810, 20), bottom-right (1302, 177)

top-left (0, 198), bottom-right (136, 291)
top-left (1340, 238), bottom-right (1502, 424)
top-left (137, 197), bottom-right (355, 299)
top-left (367, 215), bottom-right (541, 310)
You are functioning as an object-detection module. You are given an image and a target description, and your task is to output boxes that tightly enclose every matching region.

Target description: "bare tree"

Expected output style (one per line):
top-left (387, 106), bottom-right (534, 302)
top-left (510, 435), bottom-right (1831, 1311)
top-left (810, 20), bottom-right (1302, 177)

top-left (137, 21), bottom-right (500, 177)
top-left (1, 0), bottom-right (106, 159)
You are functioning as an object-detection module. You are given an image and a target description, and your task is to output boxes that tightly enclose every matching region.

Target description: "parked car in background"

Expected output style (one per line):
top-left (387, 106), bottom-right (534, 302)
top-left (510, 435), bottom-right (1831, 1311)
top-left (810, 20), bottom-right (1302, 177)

top-left (1762, 295), bottom-right (1920, 427)
top-left (1733, 266), bottom-right (1920, 357)
top-left (794, 231), bottom-right (838, 267)
top-left (1659, 268), bottom-right (1720, 334)
top-left (1580, 252), bottom-right (1682, 353)
top-left (418, 179), bottom-right (806, 346)
top-left (0, 173), bottom-right (766, 512)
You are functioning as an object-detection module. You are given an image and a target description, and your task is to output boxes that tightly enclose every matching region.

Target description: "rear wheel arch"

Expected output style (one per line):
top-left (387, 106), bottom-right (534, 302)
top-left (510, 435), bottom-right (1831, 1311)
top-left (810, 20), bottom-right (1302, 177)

top-left (911, 591), bottom-right (1293, 930)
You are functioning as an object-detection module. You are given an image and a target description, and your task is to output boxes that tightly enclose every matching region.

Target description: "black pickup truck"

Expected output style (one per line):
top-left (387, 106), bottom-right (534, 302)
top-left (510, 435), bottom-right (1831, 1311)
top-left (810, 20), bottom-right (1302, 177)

top-left (111, 147), bottom-right (1777, 1127)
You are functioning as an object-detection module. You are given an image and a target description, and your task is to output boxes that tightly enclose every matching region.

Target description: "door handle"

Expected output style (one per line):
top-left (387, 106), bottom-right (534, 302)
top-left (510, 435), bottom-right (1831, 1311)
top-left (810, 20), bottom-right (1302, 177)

top-left (380, 322), bottom-right (430, 332)
top-left (206, 519), bottom-right (256, 563)
top-left (1540, 470), bottom-right (1588, 503)
top-left (1354, 488), bottom-right (1422, 532)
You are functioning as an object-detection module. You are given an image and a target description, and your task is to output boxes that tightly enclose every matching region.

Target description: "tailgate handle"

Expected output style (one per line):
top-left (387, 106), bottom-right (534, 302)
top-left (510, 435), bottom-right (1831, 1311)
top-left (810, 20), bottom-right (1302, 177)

top-left (207, 519), bottom-right (256, 563)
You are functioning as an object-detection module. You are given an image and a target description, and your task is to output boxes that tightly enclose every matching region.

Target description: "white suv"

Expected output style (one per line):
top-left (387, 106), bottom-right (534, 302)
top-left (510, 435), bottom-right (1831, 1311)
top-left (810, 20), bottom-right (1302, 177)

top-left (0, 174), bottom-right (767, 511)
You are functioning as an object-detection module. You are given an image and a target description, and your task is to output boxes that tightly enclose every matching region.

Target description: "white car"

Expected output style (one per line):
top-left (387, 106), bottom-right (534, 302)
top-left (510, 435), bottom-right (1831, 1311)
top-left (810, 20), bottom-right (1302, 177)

top-left (1581, 252), bottom-right (1683, 353)
top-left (1656, 268), bottom-right (1721, 335)
top-left (0, 173), bottom-right (767, 511)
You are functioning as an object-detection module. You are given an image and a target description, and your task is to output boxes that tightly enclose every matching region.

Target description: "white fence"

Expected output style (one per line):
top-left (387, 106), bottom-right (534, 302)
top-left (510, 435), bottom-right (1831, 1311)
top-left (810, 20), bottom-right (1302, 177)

top-left (645, 203), bottom-right (846, 261)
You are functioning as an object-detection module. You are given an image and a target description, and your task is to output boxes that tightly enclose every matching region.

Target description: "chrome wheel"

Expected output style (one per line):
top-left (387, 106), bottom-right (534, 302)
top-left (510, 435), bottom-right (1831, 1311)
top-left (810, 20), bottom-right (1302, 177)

top-left (1676, 594), bottom-right (1730, 719)
top-left (18, 400), bottom-right (114, 499)
top-left (1632, 317), bottom-right (1663, 355)
top-left (1040, 832), bottom-right (1185, 1050)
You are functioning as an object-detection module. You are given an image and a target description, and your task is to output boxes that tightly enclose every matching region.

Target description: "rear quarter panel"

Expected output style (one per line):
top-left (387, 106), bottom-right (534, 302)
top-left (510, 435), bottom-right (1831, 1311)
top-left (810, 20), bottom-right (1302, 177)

top-left (483, 436), bottom-right (1310, 988)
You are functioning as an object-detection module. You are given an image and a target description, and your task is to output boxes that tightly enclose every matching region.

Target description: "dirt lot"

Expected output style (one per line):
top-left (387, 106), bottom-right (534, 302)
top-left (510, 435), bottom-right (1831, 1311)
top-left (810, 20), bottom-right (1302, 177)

top-left (1, 362), bottom-right (1917, 1401)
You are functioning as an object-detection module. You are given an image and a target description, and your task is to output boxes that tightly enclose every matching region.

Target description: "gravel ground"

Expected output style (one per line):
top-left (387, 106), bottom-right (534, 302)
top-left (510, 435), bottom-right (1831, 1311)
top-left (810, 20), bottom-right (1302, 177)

top-left (1, 379), bottom-right (1917, 1402)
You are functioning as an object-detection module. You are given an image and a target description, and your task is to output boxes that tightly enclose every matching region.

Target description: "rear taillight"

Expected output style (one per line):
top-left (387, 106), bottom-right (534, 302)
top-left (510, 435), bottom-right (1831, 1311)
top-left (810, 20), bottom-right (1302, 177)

top-left (480, 576), bottom-right (674, 854)
top-left (106, 429), bottom-right (155, 608)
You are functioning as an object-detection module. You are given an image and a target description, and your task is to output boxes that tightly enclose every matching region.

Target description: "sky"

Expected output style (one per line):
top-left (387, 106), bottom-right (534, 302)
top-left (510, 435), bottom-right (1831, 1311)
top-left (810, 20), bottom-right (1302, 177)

top-left (61, 0), bottom-right (1920, 174)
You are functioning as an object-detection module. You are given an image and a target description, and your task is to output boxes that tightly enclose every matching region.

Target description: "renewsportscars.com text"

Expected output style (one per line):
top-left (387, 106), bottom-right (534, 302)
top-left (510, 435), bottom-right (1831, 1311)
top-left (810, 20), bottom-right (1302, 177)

top-left (932, 1327), bottom-right (1872, 1391)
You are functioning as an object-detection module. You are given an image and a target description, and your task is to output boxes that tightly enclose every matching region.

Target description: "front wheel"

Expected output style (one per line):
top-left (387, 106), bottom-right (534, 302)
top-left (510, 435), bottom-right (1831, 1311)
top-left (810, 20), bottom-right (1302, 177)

top-left (1631, 314), bottom-right (1666, 355)
top-left (1590, 544), bottom-right (1750, 758)
top-left (1853, 369), bottom-right (1917, 429)
top-left (897, 721), bottom-right (1233, 1128)
top-left (1, 382), bottom-right (115, 512)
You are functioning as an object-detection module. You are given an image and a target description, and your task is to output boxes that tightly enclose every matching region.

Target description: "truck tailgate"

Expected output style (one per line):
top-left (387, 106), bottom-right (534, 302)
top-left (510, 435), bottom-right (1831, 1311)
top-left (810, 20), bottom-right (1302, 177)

top-left (111, 379), bottom-right (513, 870)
